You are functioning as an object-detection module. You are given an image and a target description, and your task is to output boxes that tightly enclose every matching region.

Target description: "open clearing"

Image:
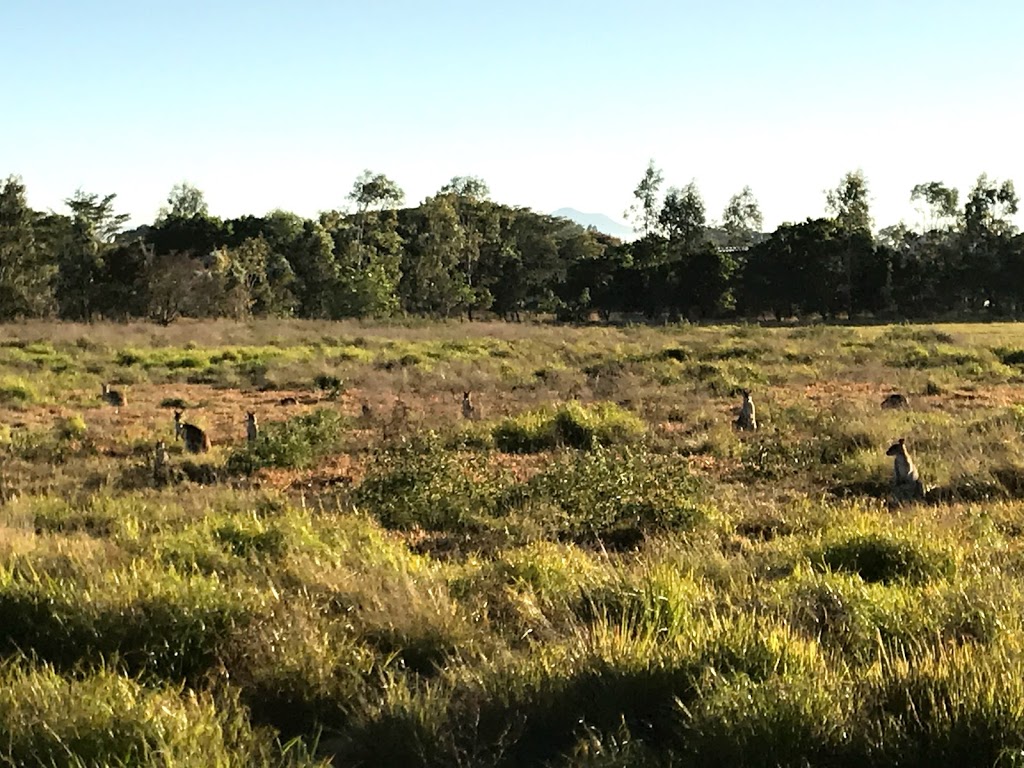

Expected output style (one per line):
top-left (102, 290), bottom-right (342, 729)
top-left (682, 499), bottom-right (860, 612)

top-left (5, 319), bottom-right (1024, 766)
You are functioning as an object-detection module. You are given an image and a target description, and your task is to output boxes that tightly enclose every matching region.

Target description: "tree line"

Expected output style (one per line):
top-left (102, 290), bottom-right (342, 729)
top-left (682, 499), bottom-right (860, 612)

top-left (0, 164), bottom-right (1020, 324)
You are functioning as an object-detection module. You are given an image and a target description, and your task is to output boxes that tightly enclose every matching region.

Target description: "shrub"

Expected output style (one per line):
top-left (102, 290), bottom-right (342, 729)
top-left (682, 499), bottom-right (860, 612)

top-left (500, 447), bottom-right (705, 548)
top-left (493, 402), bottom-right (645, 454)
top-left (0, 376), bottom-right (38, 405)
top-left (857, 646), bottom-right (1024, 767)
top-left (658, 347), bottom-right (689, 362)
top-left (226, 408), bottom-right (346, 473)
top-left (817, 533), bottom-right (953, 584)
top-left (56, 413), bottom-right (87, 441)
top-left (993, 347), bottom-right (1024, 367)
top-left (354, 434), bottom-right (497, 531)
top-left (314, 373), bottom-right (343, 392)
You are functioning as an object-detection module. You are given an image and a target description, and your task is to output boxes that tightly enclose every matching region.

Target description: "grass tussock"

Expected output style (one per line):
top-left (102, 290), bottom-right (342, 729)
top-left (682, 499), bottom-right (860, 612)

top-left (493, 401), bottom-right (645, 453)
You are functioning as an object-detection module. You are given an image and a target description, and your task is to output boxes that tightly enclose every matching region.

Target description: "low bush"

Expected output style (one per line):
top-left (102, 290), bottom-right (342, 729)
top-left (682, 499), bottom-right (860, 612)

top-left (500, 447), bottom-right (705, 548)
top-left (56, 413), bottom-right (87, 441)
top-left (493, 402), bottom-right (645, 453)
top-left (816, 532), bottom-right (953, 585)
top-left (226, 408), bottom-right (346, 473)
top-left (0, 376), bottom-right (38, 405)
top-left (354, 434), bottom-right (499, 531)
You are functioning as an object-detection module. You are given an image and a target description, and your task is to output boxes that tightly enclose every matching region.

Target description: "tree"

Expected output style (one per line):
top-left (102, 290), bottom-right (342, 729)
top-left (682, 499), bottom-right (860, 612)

top-left (963, 174), bottom-right (1018, 238)
top-left (958, 174), bottom-right (1020, 312)
top-left (438, 176), bottom-right (490, 200)
top-left (401, 195), bottom-right (473, 316)
top-left (324, 207), bottom-right (404, 318)
top-left (625, 160), bottom-right (664, 237)
top-left (659, 182), bottom-right (706, 249)
top-left (826, 170), bottom-right (872, 233)
top-left (55, 190), bottom-right (130, 320)
top-left (826, 171), bottom-right (874, 316)
top-left (910, 182), bottom-right (959, 231)
top-left (348, 170), bottom-right (404, 213)
top-left (0, 176), bottom-right (55, 319)
top-left (150, 183), bottom-right (225, 257)
top-left (213, 236), bottom-right (295, 319)
top-left (142, 252), bottom-right (217, 325)
top-left (739, 218), bottom-right (846, 320)
top-left (722, 186), bottom-right (764, 248)
top-left (159, 182), bottom-right (209, 221)
top-left (284, 220), bottom-right (341, 319)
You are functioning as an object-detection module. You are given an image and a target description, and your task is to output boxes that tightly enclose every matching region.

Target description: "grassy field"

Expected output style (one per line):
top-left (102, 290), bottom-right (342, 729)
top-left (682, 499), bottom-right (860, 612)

top-left (6, 318), bottom-right (1024, 766)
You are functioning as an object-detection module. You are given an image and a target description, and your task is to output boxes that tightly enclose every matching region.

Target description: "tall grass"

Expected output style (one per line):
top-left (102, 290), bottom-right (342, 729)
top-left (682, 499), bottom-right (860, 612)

top-left (3, 319), bottom-right (1024, 764)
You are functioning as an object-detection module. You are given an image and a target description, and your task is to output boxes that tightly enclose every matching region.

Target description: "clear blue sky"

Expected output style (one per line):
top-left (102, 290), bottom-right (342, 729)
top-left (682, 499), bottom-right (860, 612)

top-left (3, 0), bottom-right (1022, 231)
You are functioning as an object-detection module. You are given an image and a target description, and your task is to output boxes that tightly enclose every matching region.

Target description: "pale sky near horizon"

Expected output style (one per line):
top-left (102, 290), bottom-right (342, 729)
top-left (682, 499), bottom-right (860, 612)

top-left (3, 0), bottom-right (1023, 233)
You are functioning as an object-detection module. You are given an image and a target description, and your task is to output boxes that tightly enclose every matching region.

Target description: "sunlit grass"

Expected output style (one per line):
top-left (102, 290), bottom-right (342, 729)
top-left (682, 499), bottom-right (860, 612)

top-left (2, 319), bottom-right (1024, 764)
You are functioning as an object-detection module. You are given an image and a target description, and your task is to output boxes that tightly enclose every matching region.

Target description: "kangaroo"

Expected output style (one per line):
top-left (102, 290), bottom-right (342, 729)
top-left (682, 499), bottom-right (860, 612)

top-left (735, 389), bottom-right (757, 431)
top-left (174, 410), bottom-right (211, 454)
top-left (101, 383), bottom-right (127, 411)
top-left (881, 393), bottom-right (910, 410)
top-left (885, 438), bottom-right (924, 501)
top-left (360, 402), bottom-right (373, 421)
top-left (246, 411), bottom-right (258, 443)
top-left (462, 391), bottom-right (476, 420)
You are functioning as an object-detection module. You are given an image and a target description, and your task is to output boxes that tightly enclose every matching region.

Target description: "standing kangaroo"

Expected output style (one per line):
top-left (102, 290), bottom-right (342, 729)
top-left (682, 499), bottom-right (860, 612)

top-left (246, 411), bottom-right (258, 443)
top-left (886, 438), bottom-right (924, 501)
top-left (174, 410), bottom-right (211, 454)
top-left (101, 383), bottom-right (127, 411)
top-left (462, 391), bottom-right (477, 420)
top-left (735, 389), bottom-right (757, 431)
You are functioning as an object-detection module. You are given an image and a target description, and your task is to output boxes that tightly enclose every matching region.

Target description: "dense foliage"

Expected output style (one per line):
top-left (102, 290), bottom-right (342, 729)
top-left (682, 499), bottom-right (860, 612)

top-left (1, 166), bottom-right (1020, 323)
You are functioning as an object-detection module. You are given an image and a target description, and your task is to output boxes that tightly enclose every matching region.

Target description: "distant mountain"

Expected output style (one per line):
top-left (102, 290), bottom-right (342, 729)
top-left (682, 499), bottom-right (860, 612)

top-left (551, 208), bottom-right (636, 240)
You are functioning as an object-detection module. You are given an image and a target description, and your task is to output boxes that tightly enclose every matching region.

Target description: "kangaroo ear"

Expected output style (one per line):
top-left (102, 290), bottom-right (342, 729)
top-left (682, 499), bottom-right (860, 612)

top-left (898, 438), bottom-right (905, 445)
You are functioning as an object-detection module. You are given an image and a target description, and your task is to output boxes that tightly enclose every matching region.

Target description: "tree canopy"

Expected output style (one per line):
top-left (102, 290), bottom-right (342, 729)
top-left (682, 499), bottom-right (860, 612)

top-left (0, 165), bottom-right (1021, 323)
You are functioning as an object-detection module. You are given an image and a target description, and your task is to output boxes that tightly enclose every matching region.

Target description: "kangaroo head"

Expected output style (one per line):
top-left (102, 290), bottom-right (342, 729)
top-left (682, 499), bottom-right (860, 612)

top-left (886, 438), bottom-right (906, 456)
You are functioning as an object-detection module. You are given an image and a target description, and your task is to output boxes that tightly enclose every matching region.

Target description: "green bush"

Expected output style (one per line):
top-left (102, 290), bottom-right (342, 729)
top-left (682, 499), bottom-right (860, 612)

top-left (500, 447), bottom-right (705, 548)
top-left (817, 533), bottom-right (953, 584)
top-left (56, 413), bottom-right (87, 441)
top-left (857, 647), bottom-right (1024, 767)
top-left (226, 408), bottom-right (346, 473)
top-left (493, 402), bottom-right (645, 453)
top-left (354, 435), bottom-right (498, 531)
top-left (679, 674), bottom-right (850, 767)
top-left (159, 396), bottom-right (190, 409)
top-left (0, 376), bottom-right (38, 405)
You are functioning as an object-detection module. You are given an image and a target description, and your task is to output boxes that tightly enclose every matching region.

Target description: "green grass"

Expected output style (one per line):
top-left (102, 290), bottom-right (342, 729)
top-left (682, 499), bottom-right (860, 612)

top-left (226, 409), bottom-right (348, 473)
top-left (493, 401), bottom-right (646, 453)
top-left (6, 319), bottom-right (1024, 765)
